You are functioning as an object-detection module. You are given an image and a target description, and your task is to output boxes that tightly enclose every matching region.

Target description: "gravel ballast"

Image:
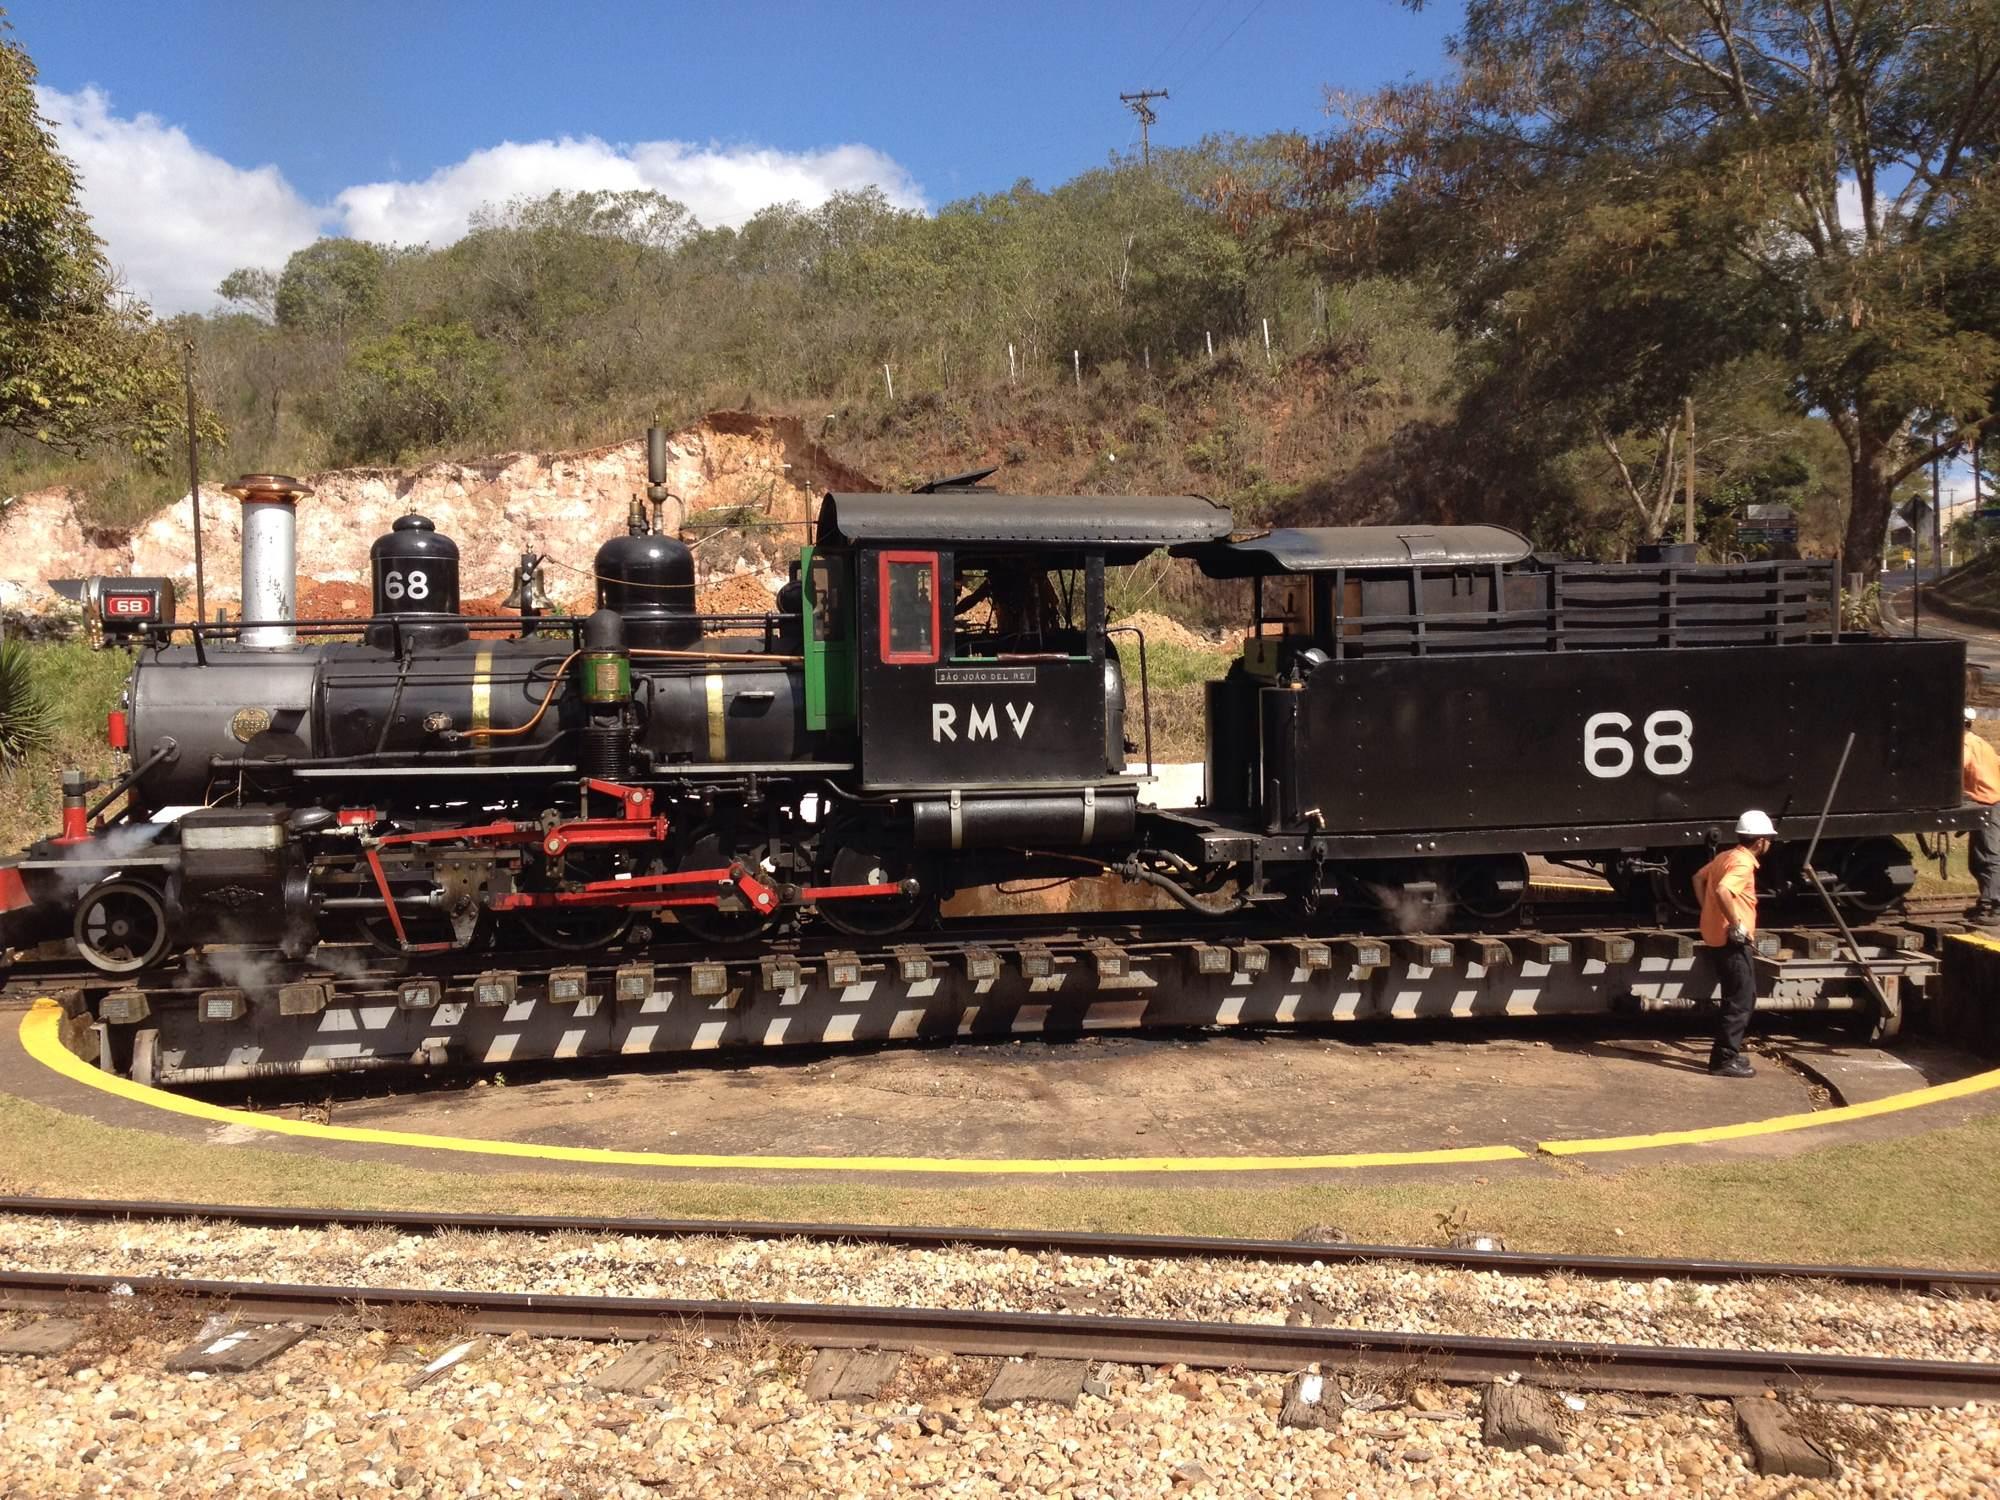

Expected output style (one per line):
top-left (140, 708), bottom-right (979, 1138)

top-left (0, 1215), bottom-right (1995, 1364)
top-left (1, 1328), bottom-right (1995, 1497)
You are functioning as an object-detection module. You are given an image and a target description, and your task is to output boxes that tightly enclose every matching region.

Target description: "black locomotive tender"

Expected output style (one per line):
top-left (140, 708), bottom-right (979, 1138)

top-left (0, 437), bottom-right (1971, 1000)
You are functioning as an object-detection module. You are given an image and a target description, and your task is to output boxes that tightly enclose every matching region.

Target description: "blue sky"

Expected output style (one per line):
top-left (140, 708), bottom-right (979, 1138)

top-left (15, 0), bottom-right (1461, 311)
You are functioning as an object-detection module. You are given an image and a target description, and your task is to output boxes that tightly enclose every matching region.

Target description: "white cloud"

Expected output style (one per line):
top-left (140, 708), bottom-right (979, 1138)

top-left (337, 136), bottom-right (927, 247)
top-left (35, 85), bottom-right (322, 316)
top-left (36, 85), bottom-right (928, 316)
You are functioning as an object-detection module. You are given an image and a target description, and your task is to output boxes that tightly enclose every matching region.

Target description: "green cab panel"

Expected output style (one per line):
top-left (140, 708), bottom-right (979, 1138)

top-left (802, 545), bottom-right (857, 732)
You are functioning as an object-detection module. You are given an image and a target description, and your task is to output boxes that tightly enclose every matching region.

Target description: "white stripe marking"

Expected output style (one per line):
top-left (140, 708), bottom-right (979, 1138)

top-left (823, 1013), bottom-right (858, 1044)
top-left (763, 1018), bottom-right (791, 1046)
top-left (1216, 996), bottom-right (1245, 1025)
top-left (1012, 1005), bottom-right (1049, 1033)
top-left (485, 1034), bottom-right (518, 1063)
top-left (620, 1024), bottom-right (658, 1054)
top-left (889, 1008), bottom-right (926, 1039)
top-left (691, 1020), bottom-right (727, 1050)
top-left (1082, 1000), bottom-right (1148, 1030)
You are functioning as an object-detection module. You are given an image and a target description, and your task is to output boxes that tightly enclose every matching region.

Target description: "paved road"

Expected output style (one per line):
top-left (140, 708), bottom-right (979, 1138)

top-left (1882, 584), bottom-right (2000, 682)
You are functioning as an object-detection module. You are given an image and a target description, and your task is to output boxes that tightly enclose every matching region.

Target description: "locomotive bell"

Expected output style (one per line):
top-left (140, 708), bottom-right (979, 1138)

top-left (594, 531), bottom-right (698, 648)
top-left (367, 514), bottom-right (465, 649)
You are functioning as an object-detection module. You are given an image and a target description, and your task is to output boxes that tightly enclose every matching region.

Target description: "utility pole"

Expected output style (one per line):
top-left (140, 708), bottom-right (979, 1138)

top-left (1682, 397), bottom-right (1696, 546)
top-left (1120, 89), bottom-right (1169, 167)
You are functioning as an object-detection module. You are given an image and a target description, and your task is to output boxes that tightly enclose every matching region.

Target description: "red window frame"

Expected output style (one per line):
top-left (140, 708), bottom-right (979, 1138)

top-left (877, 550), bottom-right (940, 665)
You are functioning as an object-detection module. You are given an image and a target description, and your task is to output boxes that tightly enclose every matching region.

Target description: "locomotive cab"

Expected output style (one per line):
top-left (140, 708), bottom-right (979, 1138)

top-left (809, 491), bottom-right (1233, 848)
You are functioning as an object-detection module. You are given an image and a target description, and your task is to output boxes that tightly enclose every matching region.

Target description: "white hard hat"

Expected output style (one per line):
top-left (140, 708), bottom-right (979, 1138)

top-left (1735, 809), bottom-right (1777, 839)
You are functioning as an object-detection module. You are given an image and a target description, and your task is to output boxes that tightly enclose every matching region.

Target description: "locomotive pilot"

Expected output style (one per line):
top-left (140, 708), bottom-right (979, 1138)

top-left (1693, 810), bottom-right (1775, 1079)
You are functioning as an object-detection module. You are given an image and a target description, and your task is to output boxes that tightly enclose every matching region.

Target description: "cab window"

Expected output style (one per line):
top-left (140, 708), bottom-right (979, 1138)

top-left (879, 551), bottom-right (939, 664)
top-left (809, 555), bottom-right (845, 643)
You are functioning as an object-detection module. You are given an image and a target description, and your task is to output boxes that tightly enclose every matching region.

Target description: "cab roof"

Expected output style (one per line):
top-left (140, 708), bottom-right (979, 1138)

top-left (1177, 524), bottom-right (1533, 578)
top-left (816, 492), bottom-right (1235, 556)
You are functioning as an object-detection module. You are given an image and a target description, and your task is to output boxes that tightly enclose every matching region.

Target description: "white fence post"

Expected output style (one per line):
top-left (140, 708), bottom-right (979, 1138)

top-left (1074, 349), bottom-right (1081, 391)
top-left (883, 364), bottom-right (894, 401)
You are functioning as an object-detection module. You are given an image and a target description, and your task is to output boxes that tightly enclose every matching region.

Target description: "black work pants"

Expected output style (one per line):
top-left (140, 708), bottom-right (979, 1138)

top-left (1703, 942), bottom-right (1756, 1065)
top-left (1971, 803), bottom-right (2000, 912)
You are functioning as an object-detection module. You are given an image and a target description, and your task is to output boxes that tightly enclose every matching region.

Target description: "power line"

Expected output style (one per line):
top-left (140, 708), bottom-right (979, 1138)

top-left (1142, 0), bottom-right (1217, 80)
top-left (1118, 89), bottom-right (1170, 167)
top-left (1173, 0), bottom-right (1274, 89)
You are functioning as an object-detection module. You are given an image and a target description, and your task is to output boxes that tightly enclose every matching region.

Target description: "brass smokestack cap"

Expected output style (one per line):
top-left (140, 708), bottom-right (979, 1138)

top-left (222, 474), bottom-right (314, 504)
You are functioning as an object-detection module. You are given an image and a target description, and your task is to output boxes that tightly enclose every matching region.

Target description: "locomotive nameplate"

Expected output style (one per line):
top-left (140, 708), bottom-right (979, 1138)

top-left (935, 666), bottom-right (1036, 686)
top-left (229, 707), bottom-right (273, 743)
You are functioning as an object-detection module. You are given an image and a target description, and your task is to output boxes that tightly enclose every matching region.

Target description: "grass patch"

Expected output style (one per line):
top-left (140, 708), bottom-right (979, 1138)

top-left (1125, 637), bottom-right (1231, 764)
top-left (1909, 835), bottom-right (1981, 897)
top-left (0, 1089), bottom-right (1995, 1268)
top-left (0, 642), bottom-right (131, 853)
top-left (1931, 549), bottom-right (2000, 612)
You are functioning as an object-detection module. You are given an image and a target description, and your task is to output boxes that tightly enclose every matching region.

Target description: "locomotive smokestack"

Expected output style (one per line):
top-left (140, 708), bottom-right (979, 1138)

top-left (222, 474), bottom-right (312, 648)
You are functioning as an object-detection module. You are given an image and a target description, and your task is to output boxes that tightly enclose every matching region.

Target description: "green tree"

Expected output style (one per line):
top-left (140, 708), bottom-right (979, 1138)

top-left (330, 320), bottom-right (497, 464)
top-left (216, 266), bottom-right (278, 321)
top-left (1253, 0), bottom-right (2000, 577)
top-left (275, 238), bottom-right (385, 333)
top-left (0, 17), bottom-right (203, 462)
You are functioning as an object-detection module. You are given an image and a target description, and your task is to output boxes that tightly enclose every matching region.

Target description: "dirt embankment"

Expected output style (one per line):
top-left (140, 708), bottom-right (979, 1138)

top-left (0, 412), bottom-right (871, 622)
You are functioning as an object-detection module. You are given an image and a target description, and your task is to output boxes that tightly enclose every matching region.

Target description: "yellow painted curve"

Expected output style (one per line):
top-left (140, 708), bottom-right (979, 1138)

top-left (15, 1002), bottom-right (1523, 1175)
top-left (1538, 1065), bottom-right (2000, 1155)
top-left (23, 1000), bottom-right (2000, 1174)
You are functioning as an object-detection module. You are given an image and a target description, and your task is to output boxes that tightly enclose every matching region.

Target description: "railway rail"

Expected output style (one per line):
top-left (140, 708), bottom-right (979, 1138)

top-left (3, 1196), bottom-right (1995, 1297)
top-left (1, 1267), bottom-right (1993, 1407)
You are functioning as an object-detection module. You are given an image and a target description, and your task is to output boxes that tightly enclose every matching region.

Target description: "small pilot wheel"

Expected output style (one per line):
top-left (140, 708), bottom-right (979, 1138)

top-left (74, 878), bottom-right (170, 974)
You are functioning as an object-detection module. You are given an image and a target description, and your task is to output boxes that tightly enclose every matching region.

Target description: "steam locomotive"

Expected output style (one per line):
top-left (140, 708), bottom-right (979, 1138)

top-left (0, 432), bottom-right (1976, 976)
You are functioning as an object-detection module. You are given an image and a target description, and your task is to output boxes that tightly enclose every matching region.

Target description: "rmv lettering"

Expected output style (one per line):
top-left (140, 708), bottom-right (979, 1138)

top-left (931, 701), bottom-right (1036, 743)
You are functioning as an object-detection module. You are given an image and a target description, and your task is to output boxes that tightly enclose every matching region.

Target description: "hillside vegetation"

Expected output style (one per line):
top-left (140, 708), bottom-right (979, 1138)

top-left (3, 137), bottom-right (1867, 571)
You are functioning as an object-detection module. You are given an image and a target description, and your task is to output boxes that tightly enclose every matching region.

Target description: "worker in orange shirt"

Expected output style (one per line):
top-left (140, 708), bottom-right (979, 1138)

top-left (1692, 810), bottom-right (1775, 1079)
top-left (1966, 706), bottom-right (2000, 924)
